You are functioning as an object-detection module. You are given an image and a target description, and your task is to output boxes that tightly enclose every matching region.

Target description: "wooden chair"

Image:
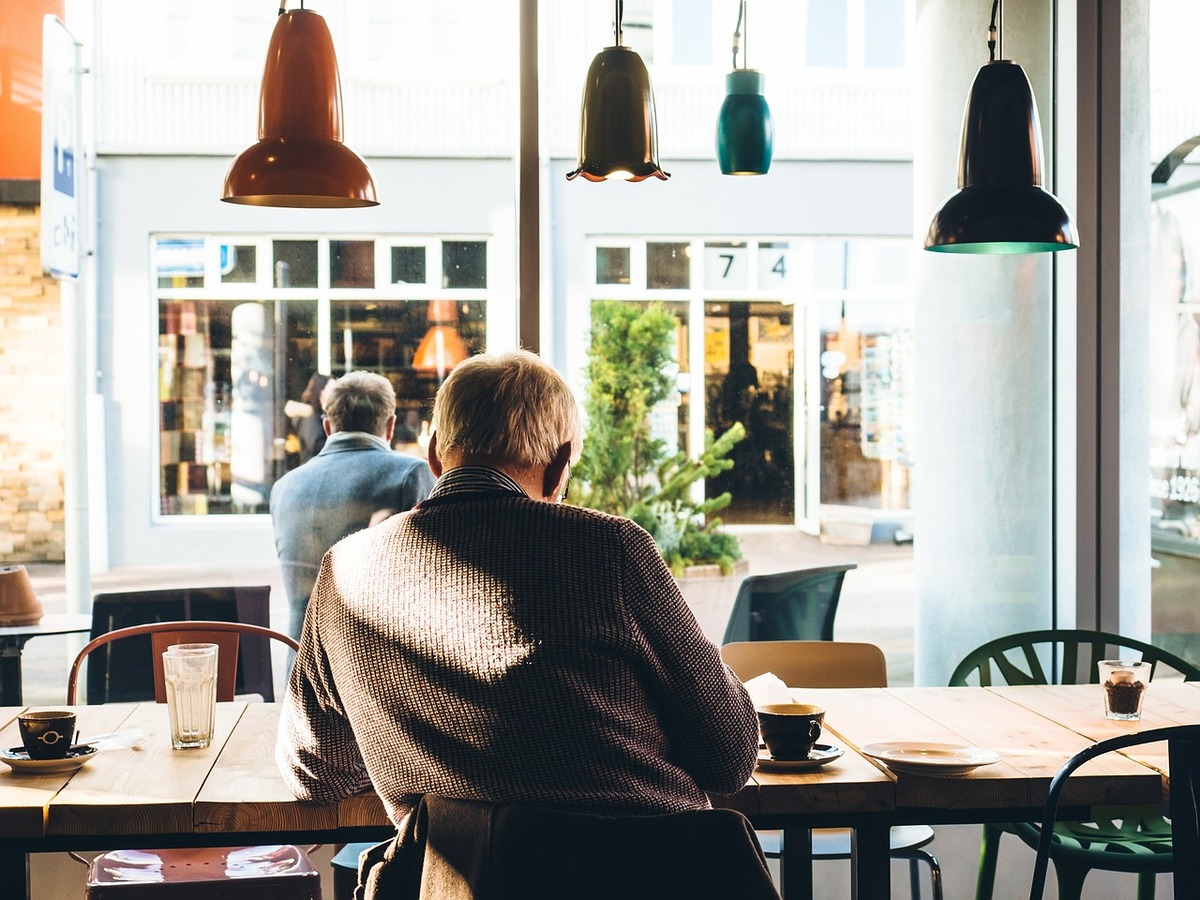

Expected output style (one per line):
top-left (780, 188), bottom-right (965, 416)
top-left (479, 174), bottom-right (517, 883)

top-left (1028, 724), bottom-right (1200, 900)
top-left (721, 563), bottom-right (856, 645)
top-left (950, 629), bottom-right (1200, 900)
top-left (721, 640), bottom-right (943, 900)
top-left (88, 586), bottom-right (277, 701)
top-left (67, 619), bottom-right (319, 900)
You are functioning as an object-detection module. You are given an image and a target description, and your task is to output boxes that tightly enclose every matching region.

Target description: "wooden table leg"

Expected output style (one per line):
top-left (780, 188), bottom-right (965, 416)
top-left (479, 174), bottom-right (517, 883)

top-left (1, 848), bottom-right (29, 900)
top-left (777, 828), bottom-right (813, 900)
top-left (851, 823), bottom-right (890, 900)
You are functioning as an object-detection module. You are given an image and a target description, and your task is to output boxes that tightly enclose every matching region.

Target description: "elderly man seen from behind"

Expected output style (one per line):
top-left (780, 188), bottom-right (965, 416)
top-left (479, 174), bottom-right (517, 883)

top-left (276, 350), bottom-right (759, 822)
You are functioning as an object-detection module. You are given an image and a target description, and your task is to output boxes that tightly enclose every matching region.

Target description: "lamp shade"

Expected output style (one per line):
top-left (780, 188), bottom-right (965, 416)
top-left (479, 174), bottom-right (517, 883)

top-left (412, 300), bottom-right (469, 379)
top-left (222, 9), bottom-right (378, 208)
top-left (0, 565), bottom-right (43, 626)
top-left (925, 60), bottom-right (1077, 254)
top-left (566, 46), bottom-right (669, 182)
top-left (717, 70), bottom-right (773, 176)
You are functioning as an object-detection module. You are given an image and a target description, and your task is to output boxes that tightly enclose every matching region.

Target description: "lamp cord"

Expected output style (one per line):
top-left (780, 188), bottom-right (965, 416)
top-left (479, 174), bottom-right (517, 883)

top-left (987, 0), bottom-right (999, 61)
top-left (731, 0), bottom-right (746, 70)
top-left (614, 0), bottom-right (623, 47)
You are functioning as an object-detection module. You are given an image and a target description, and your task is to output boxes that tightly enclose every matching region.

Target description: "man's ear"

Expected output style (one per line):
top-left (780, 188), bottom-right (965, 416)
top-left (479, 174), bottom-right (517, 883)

top-left (427, 432), bottom-right (444, 477)
top-left (322, 417), bottom-right (334, 437)
top-left (542, 442), bottom-right (572, 502)
top-left (384, 414), bottom-right (396, 444)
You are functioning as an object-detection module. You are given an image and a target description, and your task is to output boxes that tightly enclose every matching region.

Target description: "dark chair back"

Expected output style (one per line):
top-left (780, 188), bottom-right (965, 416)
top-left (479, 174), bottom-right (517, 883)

top-left (948, 628), bottom-right (1200, 687)
top-left (722, 563), bottom-right (856, 645)
top-left (88, 586), bottom-right (275, 702)
top-left (1029, 724), bottom-right (1200, 900)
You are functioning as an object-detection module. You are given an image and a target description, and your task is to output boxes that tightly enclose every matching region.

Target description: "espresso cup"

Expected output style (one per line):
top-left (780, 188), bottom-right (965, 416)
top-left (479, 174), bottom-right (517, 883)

top-left (18, 710), bottom-right (77, 760)
top-left (757, 703), bottom-right (824, 760)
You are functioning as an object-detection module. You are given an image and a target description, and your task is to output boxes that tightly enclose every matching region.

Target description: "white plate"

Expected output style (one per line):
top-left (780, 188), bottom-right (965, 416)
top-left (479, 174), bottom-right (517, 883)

top-left (860, 741), bottom-right (1000, 776)
top-left (0, 745), bottom-right (98, 774)
top-left (756, 743), bottom-right (845, 772)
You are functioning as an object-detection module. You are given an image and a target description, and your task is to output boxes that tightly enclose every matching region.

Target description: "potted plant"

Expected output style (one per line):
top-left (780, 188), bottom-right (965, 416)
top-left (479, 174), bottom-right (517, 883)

top-left (570, 300), bottom-right (746, 577)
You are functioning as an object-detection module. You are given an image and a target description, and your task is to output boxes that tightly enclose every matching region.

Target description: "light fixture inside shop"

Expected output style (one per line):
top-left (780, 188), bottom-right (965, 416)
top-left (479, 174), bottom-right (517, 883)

top-left (221, 2), bottom-right (378, 208)
top-left (924, 0), bottom-right (1077, 253)
top-left (716, 1), bottom-right (773, 176)
top-left (412, 299), bottom-right (470, 381)
top-left (566, 0), bottom-right (669, 182)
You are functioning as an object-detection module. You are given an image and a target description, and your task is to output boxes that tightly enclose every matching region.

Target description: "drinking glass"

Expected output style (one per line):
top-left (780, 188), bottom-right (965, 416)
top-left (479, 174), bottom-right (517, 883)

top-left (1098, 659), bottom-right (1150, 720)
top-left (162, 643), bottom-right (218, 749)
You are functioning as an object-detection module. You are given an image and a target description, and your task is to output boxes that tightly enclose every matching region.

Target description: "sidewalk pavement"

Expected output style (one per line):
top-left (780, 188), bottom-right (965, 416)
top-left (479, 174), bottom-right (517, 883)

top-left (17, 528), bottom-right (915, 707)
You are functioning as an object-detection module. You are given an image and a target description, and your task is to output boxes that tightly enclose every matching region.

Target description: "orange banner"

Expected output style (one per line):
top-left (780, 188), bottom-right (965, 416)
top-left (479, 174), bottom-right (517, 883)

top-left (0, 1), bottom-right (65, 180)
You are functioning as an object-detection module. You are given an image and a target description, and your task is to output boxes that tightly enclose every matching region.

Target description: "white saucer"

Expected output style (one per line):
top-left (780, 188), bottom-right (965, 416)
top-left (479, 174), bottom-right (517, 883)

top-left (860, 741), bottom-right (1000, 776)
top-left (0, 745), bottom-right (98, 774)
top-left (756, 743), bottom-right (845, 772)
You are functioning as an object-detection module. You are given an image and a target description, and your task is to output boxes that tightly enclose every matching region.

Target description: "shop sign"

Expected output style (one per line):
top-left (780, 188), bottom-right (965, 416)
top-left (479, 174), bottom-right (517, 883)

top-left (39, 15), bottom-right (81, 281)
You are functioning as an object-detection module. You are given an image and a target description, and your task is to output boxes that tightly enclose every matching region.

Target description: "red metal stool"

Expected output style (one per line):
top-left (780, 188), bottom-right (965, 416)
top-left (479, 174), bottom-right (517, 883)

top-left (85, 845), bottom-right (320, 900)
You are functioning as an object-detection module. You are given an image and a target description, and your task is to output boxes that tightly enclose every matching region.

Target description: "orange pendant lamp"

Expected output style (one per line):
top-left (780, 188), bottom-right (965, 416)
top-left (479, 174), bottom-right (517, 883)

top-left (412, 300), bottom-right (469, 381)
top-left (222, 3), bottom-right (378, 208)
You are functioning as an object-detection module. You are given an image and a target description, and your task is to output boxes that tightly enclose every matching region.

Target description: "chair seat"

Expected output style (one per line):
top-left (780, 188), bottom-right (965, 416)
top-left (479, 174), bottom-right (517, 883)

top-left (85, 845), bottom-right (320, 900)
top-left (756, 824), bottom-right (935, 859)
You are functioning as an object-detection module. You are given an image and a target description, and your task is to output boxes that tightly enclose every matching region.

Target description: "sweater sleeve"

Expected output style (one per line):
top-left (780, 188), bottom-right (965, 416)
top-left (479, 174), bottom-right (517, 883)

top-left (615, 519), bottom-right (759, 795)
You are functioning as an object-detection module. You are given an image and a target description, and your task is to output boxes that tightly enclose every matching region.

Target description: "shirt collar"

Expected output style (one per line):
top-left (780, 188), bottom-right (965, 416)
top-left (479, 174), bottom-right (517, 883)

top-left (430, 465), bottom-right (528, 499)
top-left (325, 431), bottom-right (392, 452)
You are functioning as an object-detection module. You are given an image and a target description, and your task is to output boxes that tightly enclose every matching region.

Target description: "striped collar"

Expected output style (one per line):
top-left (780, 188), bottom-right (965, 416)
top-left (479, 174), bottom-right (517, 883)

top-left (429, 465), bottom-right (528, 499)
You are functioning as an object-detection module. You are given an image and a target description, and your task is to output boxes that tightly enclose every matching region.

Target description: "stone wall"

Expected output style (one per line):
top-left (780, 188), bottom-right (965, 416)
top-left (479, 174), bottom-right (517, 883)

top-left (0, 204), bottom-right (65, 562)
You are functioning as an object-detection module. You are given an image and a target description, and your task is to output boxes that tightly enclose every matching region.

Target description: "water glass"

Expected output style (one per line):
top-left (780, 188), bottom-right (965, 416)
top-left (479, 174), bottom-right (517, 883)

top-left (162, 643), bottom-right (218, 749)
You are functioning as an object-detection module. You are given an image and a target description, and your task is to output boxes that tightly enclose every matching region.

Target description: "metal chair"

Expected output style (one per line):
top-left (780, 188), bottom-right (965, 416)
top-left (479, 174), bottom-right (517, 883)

top-left (67, 619), bottom-right (320, 900)
top-left (951, 629), bottom-right (1200, 900)
top-left (721, 639), bottom-right (943, 900)
top-left (88, 585), bottom-right (278, 701)
top-left (721, 563), bottom-right (857, 644)
top-left (1029, 724), bottom-right (1200, 900)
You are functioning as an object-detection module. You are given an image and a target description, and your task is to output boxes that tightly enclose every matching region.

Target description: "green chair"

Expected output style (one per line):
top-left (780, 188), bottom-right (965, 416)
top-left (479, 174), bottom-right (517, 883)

top-left (949, 628), bottom-right (1200, 900)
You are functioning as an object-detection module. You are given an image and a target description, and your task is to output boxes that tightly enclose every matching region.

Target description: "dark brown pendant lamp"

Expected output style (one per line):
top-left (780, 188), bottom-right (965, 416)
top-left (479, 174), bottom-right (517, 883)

top-left (222, 2), bottom-right (378, 208)
top-left (567, 0), bottom-right (669, 182)
top-left (924, 0), bottom-right (1077, 253)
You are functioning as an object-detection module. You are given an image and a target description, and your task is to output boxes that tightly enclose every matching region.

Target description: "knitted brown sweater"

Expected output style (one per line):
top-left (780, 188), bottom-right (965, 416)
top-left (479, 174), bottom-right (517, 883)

top-left (276, 488), bottom-right (758, 822)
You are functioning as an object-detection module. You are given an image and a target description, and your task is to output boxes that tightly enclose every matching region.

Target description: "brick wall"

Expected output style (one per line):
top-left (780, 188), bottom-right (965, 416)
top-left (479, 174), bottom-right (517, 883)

top-left (0, 204), bottom-right (65, 562)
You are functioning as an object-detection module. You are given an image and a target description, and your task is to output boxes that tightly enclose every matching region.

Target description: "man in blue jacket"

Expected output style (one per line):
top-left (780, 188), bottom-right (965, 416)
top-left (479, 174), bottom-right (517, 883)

top-left (270, 370), bottom-right (435, 642)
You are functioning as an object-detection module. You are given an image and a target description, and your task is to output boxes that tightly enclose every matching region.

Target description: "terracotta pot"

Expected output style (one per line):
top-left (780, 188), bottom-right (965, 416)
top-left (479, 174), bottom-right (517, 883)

top-left (0, 565), bottom-right (44, 626)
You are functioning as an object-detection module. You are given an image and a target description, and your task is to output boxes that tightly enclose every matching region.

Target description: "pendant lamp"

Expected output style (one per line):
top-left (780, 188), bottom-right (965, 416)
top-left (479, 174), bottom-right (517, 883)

top-left (716, 1), bottom-right (773, 176)
top-left (924, 0), bottom-right (1077, 253)
top-left (222, 3), bottom-right (378, 208)
top-left (566, 0), bottom-right (669, 182)
top-left (412, 299), bottom-right (470, 381)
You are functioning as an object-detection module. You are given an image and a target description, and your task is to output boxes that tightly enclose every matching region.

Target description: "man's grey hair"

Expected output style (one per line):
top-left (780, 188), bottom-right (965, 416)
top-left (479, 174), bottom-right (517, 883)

top-left (323, 371), bottom-right (396, 436)
top-left (433, 351), bottom-right (582, 469)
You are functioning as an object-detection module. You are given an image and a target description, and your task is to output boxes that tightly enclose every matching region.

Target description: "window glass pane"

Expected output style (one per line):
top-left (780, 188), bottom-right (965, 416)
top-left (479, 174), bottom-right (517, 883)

top-left (864, 0), bottom-right (906, 68)
top-left (596, 247), bottom-right (631, 285)
top-left (806, 0), bottom-right (848, 68)
top-left (330, 240), bottom-right (375, 289)
top-left (158, 297), bottom-right (317, 516)
top-left (442, 241), bottom-right (488, 289)
top-left (220, 244), bottom-right (256, 284)
top-left (672, 0), bottom-right (711, 66)
top-left (814, 239), bottom-right (848, 290)
top-left (647, 242), bottom-right (690, 289)
top-left (155, 238), bottom-right (204, 288)
top-left (704, 242), bottom-right (749, 291)
top-left (392, 246), bottom-right (427, 285)
top-left (331, 299), bottom-right (487, 449)
top-left (272, 240), bottom-right (318, 288)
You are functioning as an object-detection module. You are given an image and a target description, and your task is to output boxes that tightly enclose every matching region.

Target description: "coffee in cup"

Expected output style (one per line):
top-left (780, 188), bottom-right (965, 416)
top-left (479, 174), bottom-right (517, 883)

top-left (18, 710), bottom-right (76, 760)
top-left (757, 703), bottom-right (824, 760)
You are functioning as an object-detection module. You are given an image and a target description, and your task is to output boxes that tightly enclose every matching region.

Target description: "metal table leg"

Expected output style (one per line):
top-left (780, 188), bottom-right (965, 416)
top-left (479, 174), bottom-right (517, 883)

top-left (0, 635), bottom-right (28, 707)
top-left (851, 823), bottom-right (891, 900)
top-left (777, 827), bottom-right (813, 900)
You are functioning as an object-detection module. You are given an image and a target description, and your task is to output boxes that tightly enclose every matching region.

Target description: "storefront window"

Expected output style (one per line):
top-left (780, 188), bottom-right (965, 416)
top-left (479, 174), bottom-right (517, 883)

top-left (154, 235), bottom-right (489, 517)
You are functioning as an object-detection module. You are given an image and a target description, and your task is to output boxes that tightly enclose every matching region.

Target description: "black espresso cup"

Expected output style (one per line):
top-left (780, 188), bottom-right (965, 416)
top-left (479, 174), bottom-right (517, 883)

top-left (18, 710), bottom-right (76, 760)
top-left (757, 703), bottom-right (825, 761)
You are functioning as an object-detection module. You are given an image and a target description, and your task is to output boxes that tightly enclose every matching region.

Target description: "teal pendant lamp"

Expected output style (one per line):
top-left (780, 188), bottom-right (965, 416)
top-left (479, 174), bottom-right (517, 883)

top-left (567, 0), bottom-right (669, 182)
top-left (716, 1), bottom-right (773, 175)
top-left (925, 0), bottom-right (1077, 253)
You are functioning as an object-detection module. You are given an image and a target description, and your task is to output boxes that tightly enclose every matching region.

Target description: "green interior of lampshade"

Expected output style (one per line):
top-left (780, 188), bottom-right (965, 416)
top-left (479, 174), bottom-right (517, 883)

top-left (926, 240), bottom-right (1078, 254)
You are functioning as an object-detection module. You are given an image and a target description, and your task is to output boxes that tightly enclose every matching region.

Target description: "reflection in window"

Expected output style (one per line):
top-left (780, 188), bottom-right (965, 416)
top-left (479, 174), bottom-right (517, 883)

top-left (330, 241), bottom-right (375, 289)
top-left (442, 241), bottom-right (487, 289)
top-left (392, 246), bottom-right (427, 285)
top-left (220, 244), bottom-right (256, 284)
top-left (158, 298), bottom-right (317, 516)
top-left (331, 299), bottom-right (487, 450)
top-left (273, 240), bottom-right (318, 288)
top-left (648, 242), bottom-right (690, 289)
top-left (155, 238), bottom-right (204, 289)
top-left (596, 247), bottom-right (631, 285)
top-left (806, 0), bottom-right (848, 68)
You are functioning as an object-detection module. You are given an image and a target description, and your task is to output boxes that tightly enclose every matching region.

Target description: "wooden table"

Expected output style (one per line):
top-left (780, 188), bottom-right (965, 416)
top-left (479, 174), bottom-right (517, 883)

top-left (0, 686), bottom-right (1196, 900)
